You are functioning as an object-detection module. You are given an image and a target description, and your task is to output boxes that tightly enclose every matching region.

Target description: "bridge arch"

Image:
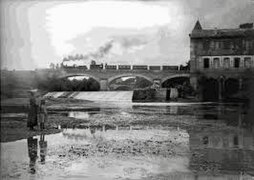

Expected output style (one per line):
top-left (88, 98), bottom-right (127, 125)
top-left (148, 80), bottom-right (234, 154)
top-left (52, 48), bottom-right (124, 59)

top-left (59, 73), bottom-right (101, 83)
top-left (161, 74), bottom-right (190, 85)
top-left (58, 73), bottom-right (101, 91)
top-left (108, 73), bottom-right (153, 84)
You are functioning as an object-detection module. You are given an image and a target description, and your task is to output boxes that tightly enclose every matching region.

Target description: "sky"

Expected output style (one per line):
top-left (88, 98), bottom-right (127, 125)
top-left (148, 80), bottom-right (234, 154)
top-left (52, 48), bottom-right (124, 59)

top-left (1, 0), bottom-right (254, 70)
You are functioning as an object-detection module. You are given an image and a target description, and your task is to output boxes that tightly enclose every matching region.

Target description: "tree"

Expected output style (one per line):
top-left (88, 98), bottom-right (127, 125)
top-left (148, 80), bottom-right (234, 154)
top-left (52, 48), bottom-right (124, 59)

top-left (135, 77), bottom-right (152, 89)
top-left (79, 78), bottom-right (88, 91)
top-left (56, 63), bottom-right (60, 69)
top-left (87, 78), bottom-right (100, 91)
top-left (49, 63), bottom-right (55, 69)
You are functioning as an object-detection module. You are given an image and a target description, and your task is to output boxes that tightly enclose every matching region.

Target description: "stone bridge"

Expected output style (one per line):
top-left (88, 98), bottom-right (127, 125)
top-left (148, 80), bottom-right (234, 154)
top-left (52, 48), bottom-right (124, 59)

top-left (56, 68), bottom-right (190, 90)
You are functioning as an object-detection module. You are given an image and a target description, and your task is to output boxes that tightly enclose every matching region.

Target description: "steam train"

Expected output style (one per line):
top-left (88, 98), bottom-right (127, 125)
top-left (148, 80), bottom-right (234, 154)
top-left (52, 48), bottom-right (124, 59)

top-left (62, 64), bottom-right (188, 71)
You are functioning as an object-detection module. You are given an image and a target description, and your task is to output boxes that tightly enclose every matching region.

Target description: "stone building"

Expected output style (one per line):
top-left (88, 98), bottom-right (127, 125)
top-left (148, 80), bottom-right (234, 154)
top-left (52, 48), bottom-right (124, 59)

top-left (189, 21), bottom-right (254, 100)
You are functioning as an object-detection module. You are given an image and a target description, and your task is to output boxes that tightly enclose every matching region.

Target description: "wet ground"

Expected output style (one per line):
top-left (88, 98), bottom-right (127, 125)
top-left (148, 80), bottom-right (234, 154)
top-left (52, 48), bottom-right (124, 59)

top-left (1, 102), bottom-right (254, 180)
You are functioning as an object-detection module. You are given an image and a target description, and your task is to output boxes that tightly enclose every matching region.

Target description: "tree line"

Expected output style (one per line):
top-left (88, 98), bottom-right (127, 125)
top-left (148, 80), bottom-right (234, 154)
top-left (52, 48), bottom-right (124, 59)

top-left (37, 75), bottom-right (100, 91)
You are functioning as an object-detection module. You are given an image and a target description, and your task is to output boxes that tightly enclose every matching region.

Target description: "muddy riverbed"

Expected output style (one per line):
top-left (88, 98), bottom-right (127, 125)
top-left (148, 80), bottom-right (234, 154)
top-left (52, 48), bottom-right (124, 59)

top-left (1, 100), bottom-right (254, 179)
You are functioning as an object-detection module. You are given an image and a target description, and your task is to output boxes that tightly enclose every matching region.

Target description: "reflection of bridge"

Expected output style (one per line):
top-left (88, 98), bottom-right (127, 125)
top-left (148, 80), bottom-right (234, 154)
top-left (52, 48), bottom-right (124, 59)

top-left (57, 68), bottom-right (190, 90)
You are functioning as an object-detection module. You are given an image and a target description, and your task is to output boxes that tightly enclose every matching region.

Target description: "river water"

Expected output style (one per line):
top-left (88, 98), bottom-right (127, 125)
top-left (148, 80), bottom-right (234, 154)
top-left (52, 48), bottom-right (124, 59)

top-left (1, 102), bottom-right (254, 180)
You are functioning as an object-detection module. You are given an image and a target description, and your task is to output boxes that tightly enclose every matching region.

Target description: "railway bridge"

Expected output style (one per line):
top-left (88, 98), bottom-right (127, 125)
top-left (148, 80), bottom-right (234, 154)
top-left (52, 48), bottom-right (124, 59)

top-left (55, 66), bottom-right (190, 91)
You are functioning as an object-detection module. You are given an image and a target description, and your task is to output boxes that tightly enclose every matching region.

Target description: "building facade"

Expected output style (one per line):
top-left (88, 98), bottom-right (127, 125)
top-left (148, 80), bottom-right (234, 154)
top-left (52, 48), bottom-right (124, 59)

top-left (189, 21), bottom-right (254, 100)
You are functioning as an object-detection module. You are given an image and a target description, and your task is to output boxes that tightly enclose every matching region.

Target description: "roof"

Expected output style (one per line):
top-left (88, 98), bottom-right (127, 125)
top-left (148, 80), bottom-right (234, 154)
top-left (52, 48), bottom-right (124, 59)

top-left (190, 28), bottom-right (254, 38)
top-left (193, 20), bottom-right (202, 31)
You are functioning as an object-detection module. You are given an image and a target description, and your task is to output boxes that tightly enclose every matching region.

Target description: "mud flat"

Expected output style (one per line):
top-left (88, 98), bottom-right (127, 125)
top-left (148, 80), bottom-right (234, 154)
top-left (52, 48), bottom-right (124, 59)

top-left (1, 97), bottom-right (254, 179)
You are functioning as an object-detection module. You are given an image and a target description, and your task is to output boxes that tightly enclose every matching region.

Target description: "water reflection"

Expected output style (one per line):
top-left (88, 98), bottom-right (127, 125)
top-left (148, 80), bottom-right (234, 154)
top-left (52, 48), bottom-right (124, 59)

top-left (68, 108), bottom-right (101, 119)
top-left (189, 128), bottom-right (254, 176)
top-left (191, 103), bottom-right (254, 131)
top-left (69, 111), bottom-right (90, 119)
top-left (2, 103), bottom-right (254, 179)
top-left (27, 134), bottom-right (48, 174)
top-left (60, 122), bottom-right (254, 177)
top-left (27, 137), bottom-right (38, 174)
top-left (39, 134), bottom-right (47, 164)
top-left (62, 125), bottom-right (132, 140)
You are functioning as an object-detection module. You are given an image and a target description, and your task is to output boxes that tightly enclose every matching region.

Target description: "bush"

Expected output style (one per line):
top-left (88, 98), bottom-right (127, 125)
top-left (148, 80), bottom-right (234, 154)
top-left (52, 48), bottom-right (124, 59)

top-left (132, 88), bottom-right (156, 101)
top-left (36, 76), bottom-right (100, 91)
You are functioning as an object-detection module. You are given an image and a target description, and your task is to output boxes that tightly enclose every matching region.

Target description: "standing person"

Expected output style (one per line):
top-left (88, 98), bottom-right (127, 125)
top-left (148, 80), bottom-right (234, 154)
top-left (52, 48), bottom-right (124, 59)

top-left (27, 91), bottom-right (38, 130)
top-left (38, 99), bottom-right (47, 130)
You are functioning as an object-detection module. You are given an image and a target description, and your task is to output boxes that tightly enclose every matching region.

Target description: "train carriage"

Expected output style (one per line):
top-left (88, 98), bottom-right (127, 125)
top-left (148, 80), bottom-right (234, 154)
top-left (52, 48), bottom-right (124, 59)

top-left (149, 66), bottom-right (161, 70)
top-left (162, 66), bottom-right (179, 71)
top-left (132, 65), bottom-right (148, 70)
top-left (105, 65), bottom-right (117, 70)
top-left (118, 65), bottom-right (131, 70)
top-left (90, 64), bottom-right (103, 70)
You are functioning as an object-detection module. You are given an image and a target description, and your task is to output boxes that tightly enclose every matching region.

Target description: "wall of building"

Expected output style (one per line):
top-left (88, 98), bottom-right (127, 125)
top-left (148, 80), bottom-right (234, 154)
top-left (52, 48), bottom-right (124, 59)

top-left (189, 24), bottom-right (254, 100)
top-left (195, 55), bottom-right (254, 71)
top-left (190, 36), bottom-right (254, 72)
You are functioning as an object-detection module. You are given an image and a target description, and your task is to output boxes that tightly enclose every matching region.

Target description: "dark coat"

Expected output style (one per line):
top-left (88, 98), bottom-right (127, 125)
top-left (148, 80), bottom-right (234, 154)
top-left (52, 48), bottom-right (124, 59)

top-left (27, 97), bottom-right (38, 127)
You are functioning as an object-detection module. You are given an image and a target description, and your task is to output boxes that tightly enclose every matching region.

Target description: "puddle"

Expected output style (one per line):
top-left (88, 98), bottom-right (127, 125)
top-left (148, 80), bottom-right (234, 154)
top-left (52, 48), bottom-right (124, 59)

top-left (1, 113), bottom-right (27, 118)
top-left (1, 103), bottom-right (254, 179)
top-left (68, 111), bottom-right (91, 119)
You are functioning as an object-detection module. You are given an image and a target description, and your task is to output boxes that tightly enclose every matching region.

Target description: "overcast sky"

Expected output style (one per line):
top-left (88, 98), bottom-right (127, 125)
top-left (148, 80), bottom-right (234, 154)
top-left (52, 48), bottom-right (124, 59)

top-left (1, 0), bottom-right (254, 70)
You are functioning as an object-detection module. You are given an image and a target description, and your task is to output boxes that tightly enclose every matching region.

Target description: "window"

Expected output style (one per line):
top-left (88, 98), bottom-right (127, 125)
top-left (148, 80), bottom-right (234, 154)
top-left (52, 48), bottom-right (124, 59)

top-left (219, 41), bottom-right (223, 49)
top-left (245, 40), bottom-right (253, 50)
top-left (223, 58), bottom-right (230, 69)
top-left (213, 58), bottom-right (220, 69)
top-left (215, 41), bottom-right (220, 49)
top-left (224, 40), bottom-right (231, 50)
top-left (203, 40), bottom-right (210, 50)
top-left (234, 58), bottom-right (240, 68)
top-left (244, 57), bottom-right (251, 68)
top-left (233, 136), bottom-right (238, 146)
top-left (210, 41), bottom-right (215, 50)
top-left (204, 58), bottom-right (210, 68)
